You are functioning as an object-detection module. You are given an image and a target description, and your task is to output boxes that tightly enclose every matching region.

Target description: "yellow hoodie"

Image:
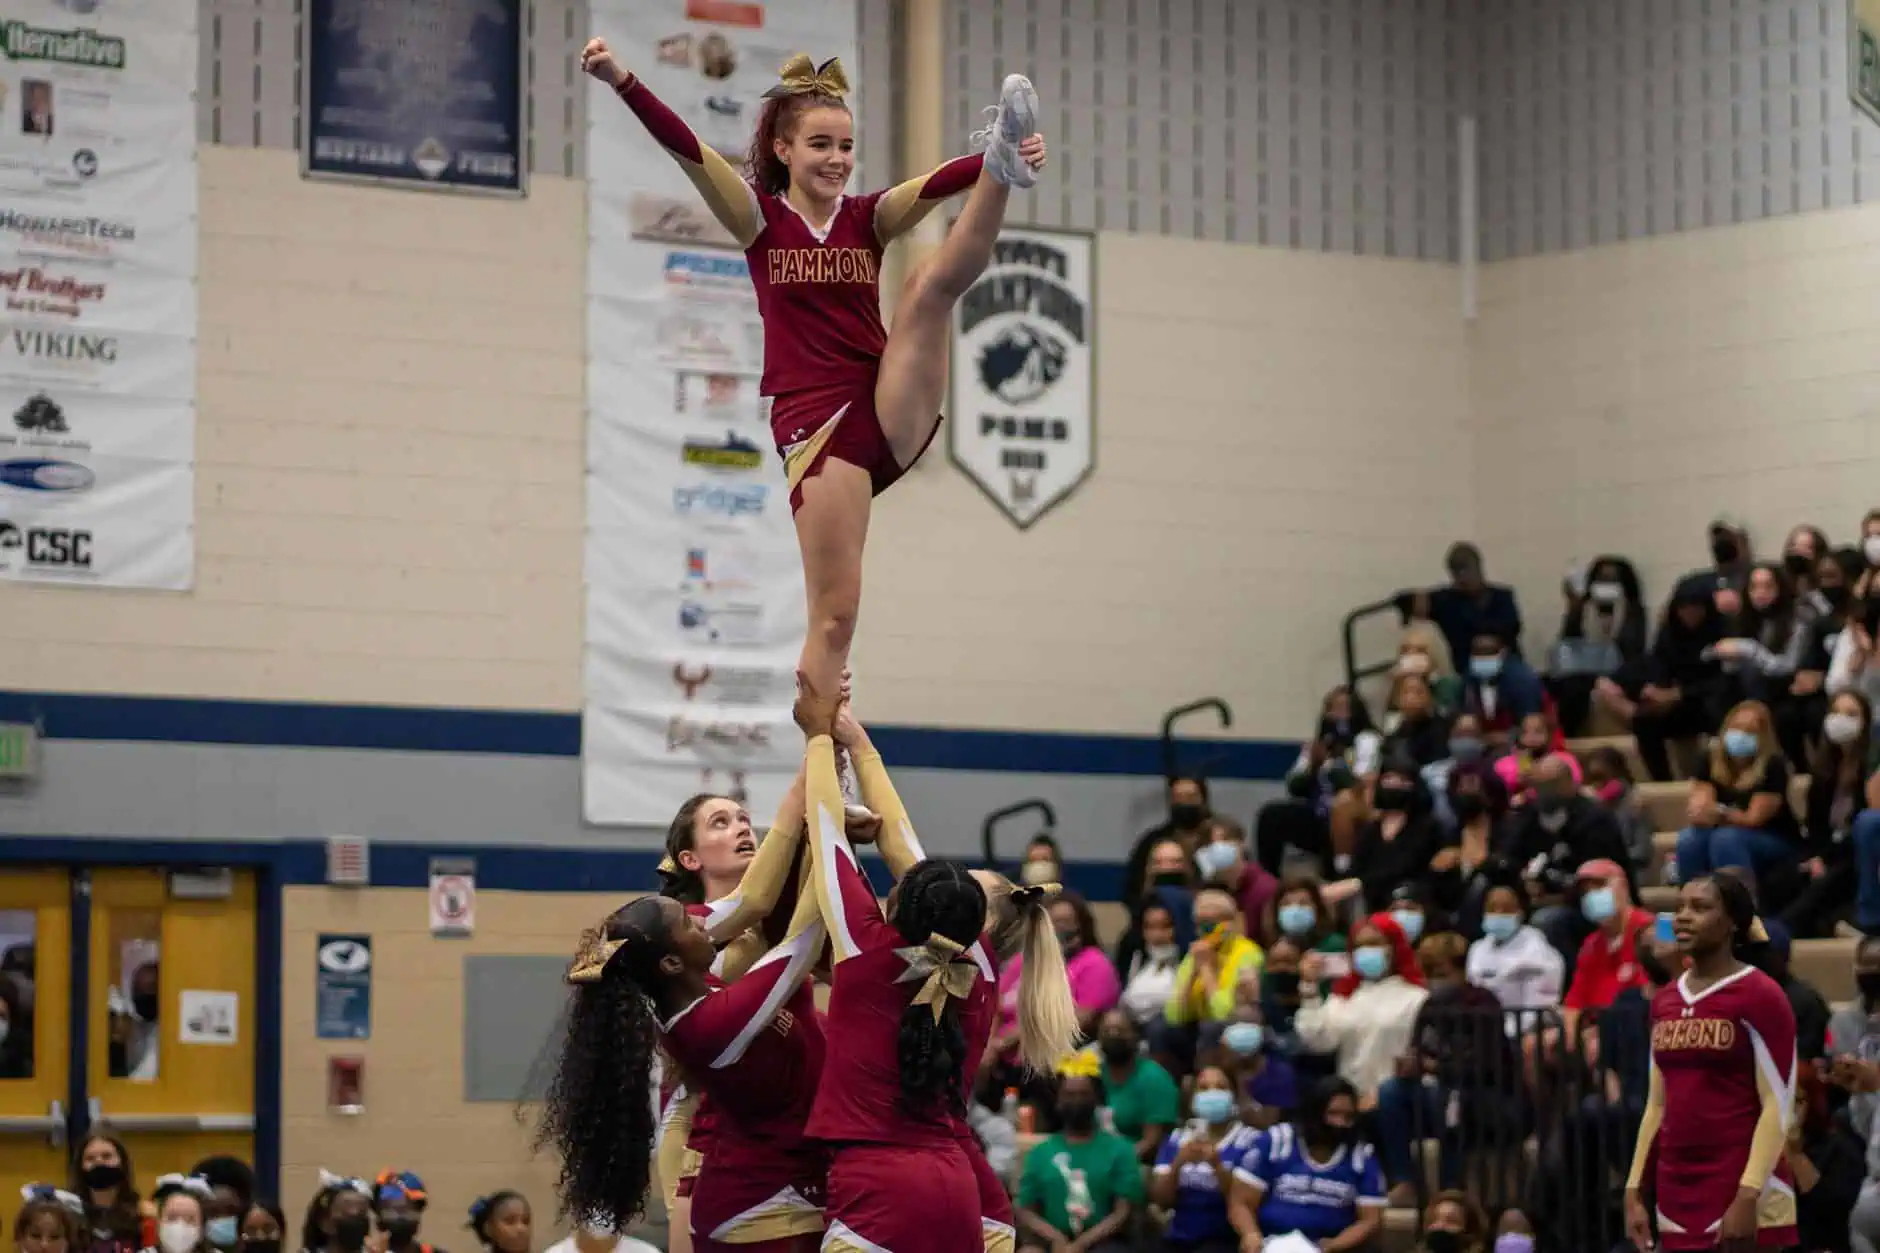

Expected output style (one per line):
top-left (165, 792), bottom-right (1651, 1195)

top-left (1164, 928), bottom-right (1264, 1025)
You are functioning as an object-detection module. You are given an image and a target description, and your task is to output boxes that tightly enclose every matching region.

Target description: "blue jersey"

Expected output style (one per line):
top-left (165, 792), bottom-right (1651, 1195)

top-left (1153, 1122), bottom-right (1259, 1245)
top-left (1232, 1122), bottom-right (1385, 1243)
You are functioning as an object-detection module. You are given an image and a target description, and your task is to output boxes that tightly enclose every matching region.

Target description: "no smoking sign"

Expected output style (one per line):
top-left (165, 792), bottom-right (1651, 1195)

top-left (428, 857), bottom-right (476, 938)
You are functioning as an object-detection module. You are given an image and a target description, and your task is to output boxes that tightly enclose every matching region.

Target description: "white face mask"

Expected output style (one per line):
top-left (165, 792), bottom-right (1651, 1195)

top-left (1145, 942), bottom-right (1180, 964)
top-left (1589, 580), bottom-right (1623, 605)
top-left (1824, 712), bottom-right (1864, 746)
top-left (1865, 535), bottom-right (1880, 567)
top-left (159, 1221), bottom-right (201, 1253)
top-left (1020, 860), bottom-right (1058, 887)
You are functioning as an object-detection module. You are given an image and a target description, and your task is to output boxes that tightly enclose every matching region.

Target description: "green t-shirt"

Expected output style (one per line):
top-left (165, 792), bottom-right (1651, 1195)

top-left (1099, 1056), bottom-right (1181, 1141)
top-left (1017, 1131), bottom-right (1144, 1237)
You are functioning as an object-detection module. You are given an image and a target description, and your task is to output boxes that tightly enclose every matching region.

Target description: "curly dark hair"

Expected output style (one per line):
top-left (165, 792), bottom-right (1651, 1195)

top-left (890, 860), bottom-right (988, 1117)
top-left (534, 897), bottom-right (671, 1231)
top-left (745, 92), bottom-right (850, 197)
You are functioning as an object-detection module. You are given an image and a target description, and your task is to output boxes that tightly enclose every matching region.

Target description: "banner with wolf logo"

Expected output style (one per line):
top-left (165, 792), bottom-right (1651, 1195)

top-left (0, 0), bottom-right (199, 589)
top-left (582, 0), bottom-right (855, 825)
top-left (949, 226), bottom-right (1095, 530)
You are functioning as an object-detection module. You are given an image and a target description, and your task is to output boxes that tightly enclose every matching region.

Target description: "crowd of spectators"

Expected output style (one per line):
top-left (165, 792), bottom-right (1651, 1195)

top-left (986, 512), bottom-right (1880, 1253)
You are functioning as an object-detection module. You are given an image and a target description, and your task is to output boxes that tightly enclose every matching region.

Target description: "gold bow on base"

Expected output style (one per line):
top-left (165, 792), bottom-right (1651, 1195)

top-left (568, 927), bottom-right (627, 984)
top-left (893, 933), bottom-right (979, 1022)
top-left (764, 54), bottom-right (850, 100)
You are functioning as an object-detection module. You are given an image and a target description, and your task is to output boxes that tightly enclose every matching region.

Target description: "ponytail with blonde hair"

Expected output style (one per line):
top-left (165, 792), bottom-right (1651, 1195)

top-left (1007, 881), bottom-right (1081, 1074)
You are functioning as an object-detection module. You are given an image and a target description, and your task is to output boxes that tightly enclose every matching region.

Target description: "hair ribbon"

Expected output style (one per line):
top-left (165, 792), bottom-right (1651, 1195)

top-left (892, 932), bottom-right (978, 1023)
top-left (153, 1174), bottom-right (215, 1200)
top-left (20, 1183), bottom-right (84, 1215)
top-left (567, 925), bottom-right (627, 985)
top-left (763, 54), bottom-right (849, 100)
top-left (1010, 881), bottom-right (1060, 912)
top-left (1055, 1048), bottom-right (1102, 1080)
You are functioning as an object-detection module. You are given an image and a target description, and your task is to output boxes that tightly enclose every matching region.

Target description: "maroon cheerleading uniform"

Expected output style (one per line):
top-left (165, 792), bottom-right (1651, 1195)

top-left (1636, 966), bottom-right (1798, 1251)
top-left (608, 77), bottom-right (981, 512)
top-left (662, 922), bottom-right (829, 1253)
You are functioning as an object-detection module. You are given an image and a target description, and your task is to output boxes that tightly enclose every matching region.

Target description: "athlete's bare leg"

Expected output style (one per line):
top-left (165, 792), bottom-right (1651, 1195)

top-left (876, 76), bottom-right (1041, 466)
top-left (667, 1197), bottom-right (693, 1253)
top-left (792, 460), bottom-right (873, 715)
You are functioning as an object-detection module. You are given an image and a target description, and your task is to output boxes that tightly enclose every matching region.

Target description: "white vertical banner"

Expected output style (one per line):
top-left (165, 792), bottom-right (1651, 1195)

top-left (0, 2), bottom-right (199, 589)
top-left (583, 0), bottom-right (856, 825)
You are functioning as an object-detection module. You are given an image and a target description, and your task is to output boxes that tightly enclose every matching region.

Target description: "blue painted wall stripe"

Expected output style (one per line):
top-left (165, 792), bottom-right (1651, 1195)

top-left (0, 835), bottom-right (1128, 901)
top-left (0, 690), bottom-right (1295, 780)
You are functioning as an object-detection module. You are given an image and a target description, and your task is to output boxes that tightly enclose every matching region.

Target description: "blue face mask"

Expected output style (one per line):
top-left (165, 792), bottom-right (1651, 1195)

top-left (1481, 913), bottom-right (1520, 943)
top-left (1191, 1089), bottom-right (1237, 1124)
top-left (1470, 655), bottom-right (1503, 681)
top-left (1352, 947), bottom-right (1391, 980)
top-left (1277, 904), bottom-right (1316, 937)
top-left (1389, 909), bottom-right (1425, 944)
top-left (1194, 841), bottom-right (1239, 880)
top-left (1723, 729), bottom-right (1759, 759)
top-left (1448, 736), bottom-right (1483, 763)
top-left (1222, 1021), bottom-right (1264, 1056)
top-left (207, 1219), bottom-right (239, 1251)
top-left (1581, 886), bottom-right (1617, 922)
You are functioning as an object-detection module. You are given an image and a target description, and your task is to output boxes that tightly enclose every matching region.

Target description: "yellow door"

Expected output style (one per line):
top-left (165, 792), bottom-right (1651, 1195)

top-left (0, 868), bottom-right (72, 1204)
top-left (86, 869), bottom-right (256, 1182)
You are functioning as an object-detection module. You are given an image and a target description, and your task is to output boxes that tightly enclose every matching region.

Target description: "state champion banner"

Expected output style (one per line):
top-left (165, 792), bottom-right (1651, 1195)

top-left (0, 0), bottom-right (199, 589)
top-left (582, 0), bottom-right (858, 826)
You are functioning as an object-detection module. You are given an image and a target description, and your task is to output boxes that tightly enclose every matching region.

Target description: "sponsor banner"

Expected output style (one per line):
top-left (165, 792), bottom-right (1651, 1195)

top-left (303, 0), bottom-right (525, 196)
top-left (0, 0), bottom-right (197, 590)
top-left (582, 703), bottom-right (799, 828)
top-left (0, 321), bottom-right (195, 398)
top-left (0, 489), bottom-right (194, 586)
top-left (949, 226), bottom-right (1096, 530)
top-left (0, 258), bottom-right (195, 327)
top-left (583, 0), bottom-right (855, 824)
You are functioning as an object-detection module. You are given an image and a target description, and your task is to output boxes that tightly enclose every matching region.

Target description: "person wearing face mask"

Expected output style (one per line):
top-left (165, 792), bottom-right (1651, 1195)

top-left (1292, 917), bottom-right (1428, 1101)
top-left (1226, 1076), bottom-right (1386, 1253)
top-left (1092, 1009), bottom-right (1182, 1165)
top-left (1826, 567), bottom-right (1880, 714)
top-left (71, 1135), bottom-right (146, 1253)
top-left (1463, 881), bottom-right (1563, 1033)
top-left (1122, 776), bottom-right (1214, 905)
top-left (1112, 839), bottom-right (1198, 992)
top-left (1268, 879), bottom-right (1347, 964)
top-left (1261, 687), bottom-right (1382, 882)
top-left (1384, 886), bottom-right (1430, 948)
top-left (1427, 763), bottom-right (1512, 936)
top-left (1491, 712), bottom-right (1578, 803)
top-left (1559, 860), bottom-right (1653, 1027)
top-left (1413, 1191), bottom-right (1488, 1253)
top-left (1459, 630), bottom-right (1545, 740)
top-left (1693, 516), bottom-right (1755, 590)
top-left (367, 1173), bottom-right (439, 1253)
top-left (1790, 547), bottom-right (1868, 735)
top-left (1194, 819), bottom-right (1278, 944)
top-left (1255, 939), bottom-right (1307, 1041)
top-left (1676, 700), bottom-right (1805, 890)
top-left (1118, 901), bottom-right (1191, 1032)
top-left (1499, 754), bottom-right (1636, 964)
top-left (1398, 542), bottom-right (1526, 674)
top-left (1552, 556), bottom-right (1647, 737)
top-left (148, 1177), bottom-right (214, 1253)
top-left (1151, 1067), bottom-right (1261, 1253)
top-left (235, 1203), bottom-right (286, 1253)
top-left (1596, 573), bottom-right (1730, 781)
top-left (1394, 623), bottom-right (1465, 717)
top-left (186, 1160), bottom-right (252, 1253)
top-left (1160, 890), bottom-right (1265, 1074)
top-left (1421, 712), bottom-right (1495, 833)
top-left (1783, 691), bottom-right (1878, 937)
top-left (1581, 745), bottom-right (1653, 870)
top-left (1783, 524), bottom-right (1830, 597)
top-left (1014, 1060), bottom-right (1141, 1253)
top-left (1019, 834), bottom-right (1063, 889)
top-left (1320, 761), bottom-right (1444, 916)
top-left (299, 1175), bottom-right (373, 1253)
top-left (1214, 1000), bottom-right (1298, 1126)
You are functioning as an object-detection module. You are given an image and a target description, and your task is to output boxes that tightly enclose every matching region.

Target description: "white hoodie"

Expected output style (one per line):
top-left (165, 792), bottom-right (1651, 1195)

top-left (1293, 975), bottom-right (1429, 1098)
top-left (1465, 924), bottom-right (1563, 1033)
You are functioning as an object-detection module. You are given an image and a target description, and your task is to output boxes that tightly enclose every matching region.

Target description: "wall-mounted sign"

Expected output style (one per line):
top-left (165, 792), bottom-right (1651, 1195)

top-left (315, 934), bottom-right (372, 1040)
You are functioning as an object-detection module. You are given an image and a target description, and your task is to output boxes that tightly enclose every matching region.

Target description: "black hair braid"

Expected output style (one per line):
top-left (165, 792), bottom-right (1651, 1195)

top-left (890, 860), bottom-right (987, 1117)
top-left (534, 900), bottom-right (670, 1231)
top-left (1705, 872), bottom-right (1771, 969)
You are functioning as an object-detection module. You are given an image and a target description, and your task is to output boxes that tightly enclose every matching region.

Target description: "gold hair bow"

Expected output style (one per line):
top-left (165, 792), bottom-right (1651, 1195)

top-left (893, 933), bottom-right (979, 1023)
top-left (1748, 917), bottom-right (1769, 943)
top-left (567, 926), bottom-right (626, 985)
top-left (764, 54), bottom-right (849, 100)
top-left (658, 855), bottom-right (678, 876)
top-left (1055, 1048), bottom-right (1102, 1080)
top-left (1010, 881), bottom-right (1061, 912)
